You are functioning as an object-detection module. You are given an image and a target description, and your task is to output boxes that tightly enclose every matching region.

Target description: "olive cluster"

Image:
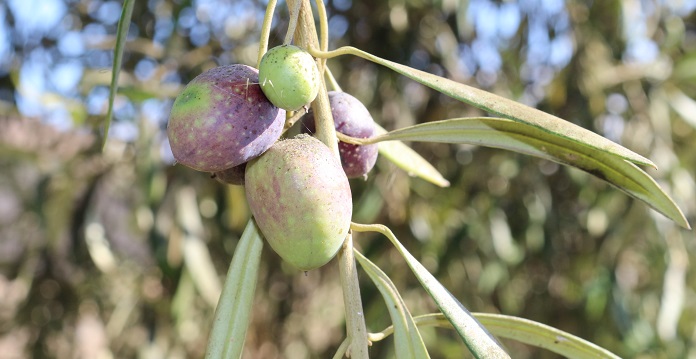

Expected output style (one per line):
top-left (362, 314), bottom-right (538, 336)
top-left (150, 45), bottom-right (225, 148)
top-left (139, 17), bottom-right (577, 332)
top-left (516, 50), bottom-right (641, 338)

top-left (167, 47), bottom-right (378, 270)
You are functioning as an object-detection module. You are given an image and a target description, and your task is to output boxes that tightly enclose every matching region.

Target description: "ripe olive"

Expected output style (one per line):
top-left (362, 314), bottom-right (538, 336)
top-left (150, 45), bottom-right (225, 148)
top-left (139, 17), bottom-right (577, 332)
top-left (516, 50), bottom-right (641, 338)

top-left (167, 64), bottom-right (285, 172)
top-left (303, 91), bottom-right (378, 178)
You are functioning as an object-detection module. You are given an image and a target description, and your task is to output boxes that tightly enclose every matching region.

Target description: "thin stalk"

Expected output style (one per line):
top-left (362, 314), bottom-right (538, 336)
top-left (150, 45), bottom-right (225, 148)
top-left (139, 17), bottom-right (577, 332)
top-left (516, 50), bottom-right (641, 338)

top-left (338, 234), bottom-right (370, 358)
top-left (290, 0), bottom-right (339, 156)
top-left (257, 0), bottom-right (277, 67)
top-left (286, 1), bottom-right (369, 358)
top-left (283, 0), bottom-right (303, 45)
top-left (282, 108), bottom-right (309, 132)
top-left (325, 66), bottom-right (342, 92)
top-left (314, 0), bottom-right (329, 73)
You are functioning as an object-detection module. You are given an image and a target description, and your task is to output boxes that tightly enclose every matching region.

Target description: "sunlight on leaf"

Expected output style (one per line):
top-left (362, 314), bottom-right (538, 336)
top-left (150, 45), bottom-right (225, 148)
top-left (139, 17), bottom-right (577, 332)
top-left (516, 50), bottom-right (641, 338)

top-left (309, 46), bottom-right (655, 168)
top-left (375, 124), bottom-right (450, 188)
top-left (104, 0), bottom-right (135, 149)
top-left (205, 219), bottom-right (264, 359)
top-left (351, 223), bottom-right (510, 359)
top-left (365, 118), bottom-right (689, 228)
top-left (354, 250), bottom-right (430, 359)
top-left (475, 313), bottom-right (622, 359)
top-left (369, 313), bottom-right (621, 359)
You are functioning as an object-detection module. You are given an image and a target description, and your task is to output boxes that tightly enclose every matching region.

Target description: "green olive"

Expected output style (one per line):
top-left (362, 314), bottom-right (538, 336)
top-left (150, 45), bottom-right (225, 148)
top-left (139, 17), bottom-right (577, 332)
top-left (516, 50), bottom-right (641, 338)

top-left (259, 45), bottom-right (320, 111)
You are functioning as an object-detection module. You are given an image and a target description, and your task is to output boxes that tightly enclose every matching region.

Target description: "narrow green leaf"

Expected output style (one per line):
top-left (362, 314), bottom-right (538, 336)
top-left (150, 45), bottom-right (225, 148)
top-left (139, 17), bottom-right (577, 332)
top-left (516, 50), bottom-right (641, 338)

top-left (375, 124), bottom-right (450, 188)
top-left (371, 313), bottom-right (621, 359)
top-left (311, 46), bottom-right (654, 168)
top-left (353, 250), bottom-right (430, 359)
top-left (104, 0), bottom-right (135, 149)
top-left (205, 219), bottom-right (264, 359)
top-left (367, 118), bottom-right (689, 228)
top-left (351, 223), bottom-right (510, 359)
top-left (474, 313), bottom-right (622, 359)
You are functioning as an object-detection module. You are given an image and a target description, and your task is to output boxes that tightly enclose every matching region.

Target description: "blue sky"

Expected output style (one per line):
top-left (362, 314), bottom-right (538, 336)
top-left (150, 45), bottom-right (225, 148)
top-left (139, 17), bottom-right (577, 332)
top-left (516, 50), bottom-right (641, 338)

top-left (1, 0), bottom-right (694, 136)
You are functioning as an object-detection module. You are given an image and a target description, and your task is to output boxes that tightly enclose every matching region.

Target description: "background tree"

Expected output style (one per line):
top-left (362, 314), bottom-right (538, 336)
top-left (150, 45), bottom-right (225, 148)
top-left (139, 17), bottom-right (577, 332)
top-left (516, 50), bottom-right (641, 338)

top-left (0, 0), bottom-right (695, 357)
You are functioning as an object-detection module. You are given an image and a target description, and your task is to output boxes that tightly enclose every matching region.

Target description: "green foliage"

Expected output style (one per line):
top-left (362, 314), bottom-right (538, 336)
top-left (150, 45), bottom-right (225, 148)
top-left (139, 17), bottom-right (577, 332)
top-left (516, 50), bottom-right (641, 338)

top-left (206, 220), bottom-right (263, 359)
top-left (104, 0), bottom-right (135, 148)
top-left (2, 0), bottom-right (695, 358)
top-left (354, 250), bottom-right (430, 359)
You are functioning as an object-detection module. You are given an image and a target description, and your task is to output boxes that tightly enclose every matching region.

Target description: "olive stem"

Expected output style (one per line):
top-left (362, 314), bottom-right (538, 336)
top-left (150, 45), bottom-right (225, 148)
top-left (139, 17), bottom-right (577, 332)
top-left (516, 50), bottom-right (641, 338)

top-left (283, 0), bottom-right (303, 45)
top-left (282, 107), bottom-right (309, 132)
top-left (287, 1), bottom-right (369, 358)
top-left (325, 66), bottom-right (343, 92)
top-left (336, 132), bottom-right (372, 145)
top-left (337, 233), bottom-right (370, 359)
top-left (314, 0), bottom-right (329, 73)
top-left (290, 0), bottom-right (339, 157)
top-left (257, 0), bottom-right (277, 68)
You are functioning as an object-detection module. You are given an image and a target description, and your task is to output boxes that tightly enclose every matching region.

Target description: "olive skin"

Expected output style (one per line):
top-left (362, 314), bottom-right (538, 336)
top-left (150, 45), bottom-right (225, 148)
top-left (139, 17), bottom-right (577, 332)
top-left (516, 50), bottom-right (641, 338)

top-left (259, 45), bottom-right (320, 111)
top-left (167, 64), bottom-right (285, 172)
top-left (302, 91), bottom-right (378, 178)
top-left (245, 135), bottom-right (352, 271)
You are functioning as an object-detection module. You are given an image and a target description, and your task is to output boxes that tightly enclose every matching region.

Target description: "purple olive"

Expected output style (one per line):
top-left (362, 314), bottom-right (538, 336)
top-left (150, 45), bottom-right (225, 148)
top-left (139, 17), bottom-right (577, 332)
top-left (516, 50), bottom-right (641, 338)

top-left (245, 134), bottom-right (352, 271)
top-left (302, 91), bottom-right (378, 178)
top-left (167, 64), bottom-right (285, 172)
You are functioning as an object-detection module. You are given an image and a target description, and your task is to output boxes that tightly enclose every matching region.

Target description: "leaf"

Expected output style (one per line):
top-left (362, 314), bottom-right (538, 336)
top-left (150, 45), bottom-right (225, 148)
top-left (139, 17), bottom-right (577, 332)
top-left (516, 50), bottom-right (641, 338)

top-left (375, 124), bottom-right (450, 187)
top-left (351, 223), bottom-right (510, 359)
top-left (353, 250), bottom-right (431, 359)
top-left (310, 46), bottom-right (654, 168)
top-left (205, 219), bottom-right (264, 359)
top-left (373, 313), bottom-right (621, 359)
top-left (473, 313), bottom-right (622, 359)
top-left (366, 118), bottom-right (689, 228)
top-left (104, 0), bottom-right (135, 149)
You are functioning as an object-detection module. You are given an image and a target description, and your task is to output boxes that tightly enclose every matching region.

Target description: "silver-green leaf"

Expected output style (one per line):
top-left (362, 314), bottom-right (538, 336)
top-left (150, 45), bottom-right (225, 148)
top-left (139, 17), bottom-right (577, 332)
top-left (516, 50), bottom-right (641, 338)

top-left (351, 223), bottom-right (510, 359)
top-left (104, 0), bottom-right (135, 149)
top-left (378, 313), bottom-right (621, 359)
top-left (474, 313), bottom-right (622, 359)
top-left (375, 124), bottom-right (450, 188)
top-left (311, 46), bottom-right (654, 168)
top-left (205, 219), bottom-right (264, 359)
top-left (367, 118), bottom-right (689, 228)
top-left (354, 250), bottom-right (430, 359)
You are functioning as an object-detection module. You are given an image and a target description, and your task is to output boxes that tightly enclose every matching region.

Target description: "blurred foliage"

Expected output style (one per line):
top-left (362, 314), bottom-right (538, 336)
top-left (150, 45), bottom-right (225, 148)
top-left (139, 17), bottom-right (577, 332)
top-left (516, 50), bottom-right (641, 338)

top-left (1, 0), bottom-right (695, 358)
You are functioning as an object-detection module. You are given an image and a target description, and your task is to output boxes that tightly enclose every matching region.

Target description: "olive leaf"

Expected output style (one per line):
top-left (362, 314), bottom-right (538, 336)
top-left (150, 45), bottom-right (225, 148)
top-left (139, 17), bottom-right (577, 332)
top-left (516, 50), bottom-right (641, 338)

top-left (353, 250), bottom-right (430, 359)
top-left (474, 313), bottom-right (622, 359)
top-left (104, 0), bottom-right (135, 149)
top-left (351, 223), bottom-right (510, 359)
top-left (375, 124), bottom-right (450, 188)
top-left (370, 313), bottom-right (620, 359)
top-left (365, 118), bottom-right (689, 228)
top-left (205, 219), bottom-right (264, 359)
top-left (310, 46), bottom-right (654, 167)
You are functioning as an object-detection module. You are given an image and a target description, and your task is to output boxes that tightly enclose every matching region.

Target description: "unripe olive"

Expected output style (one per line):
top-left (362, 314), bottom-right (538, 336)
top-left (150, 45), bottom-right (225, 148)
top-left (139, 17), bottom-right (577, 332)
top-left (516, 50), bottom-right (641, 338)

top-left (245, 135), bottom-right (352, 271)
top-left (167, 64), bottom-right (285, 172)
top-left (303, 91), bottom-right (378, 178)
top-left (259, 45), bottom-right (320, 111)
